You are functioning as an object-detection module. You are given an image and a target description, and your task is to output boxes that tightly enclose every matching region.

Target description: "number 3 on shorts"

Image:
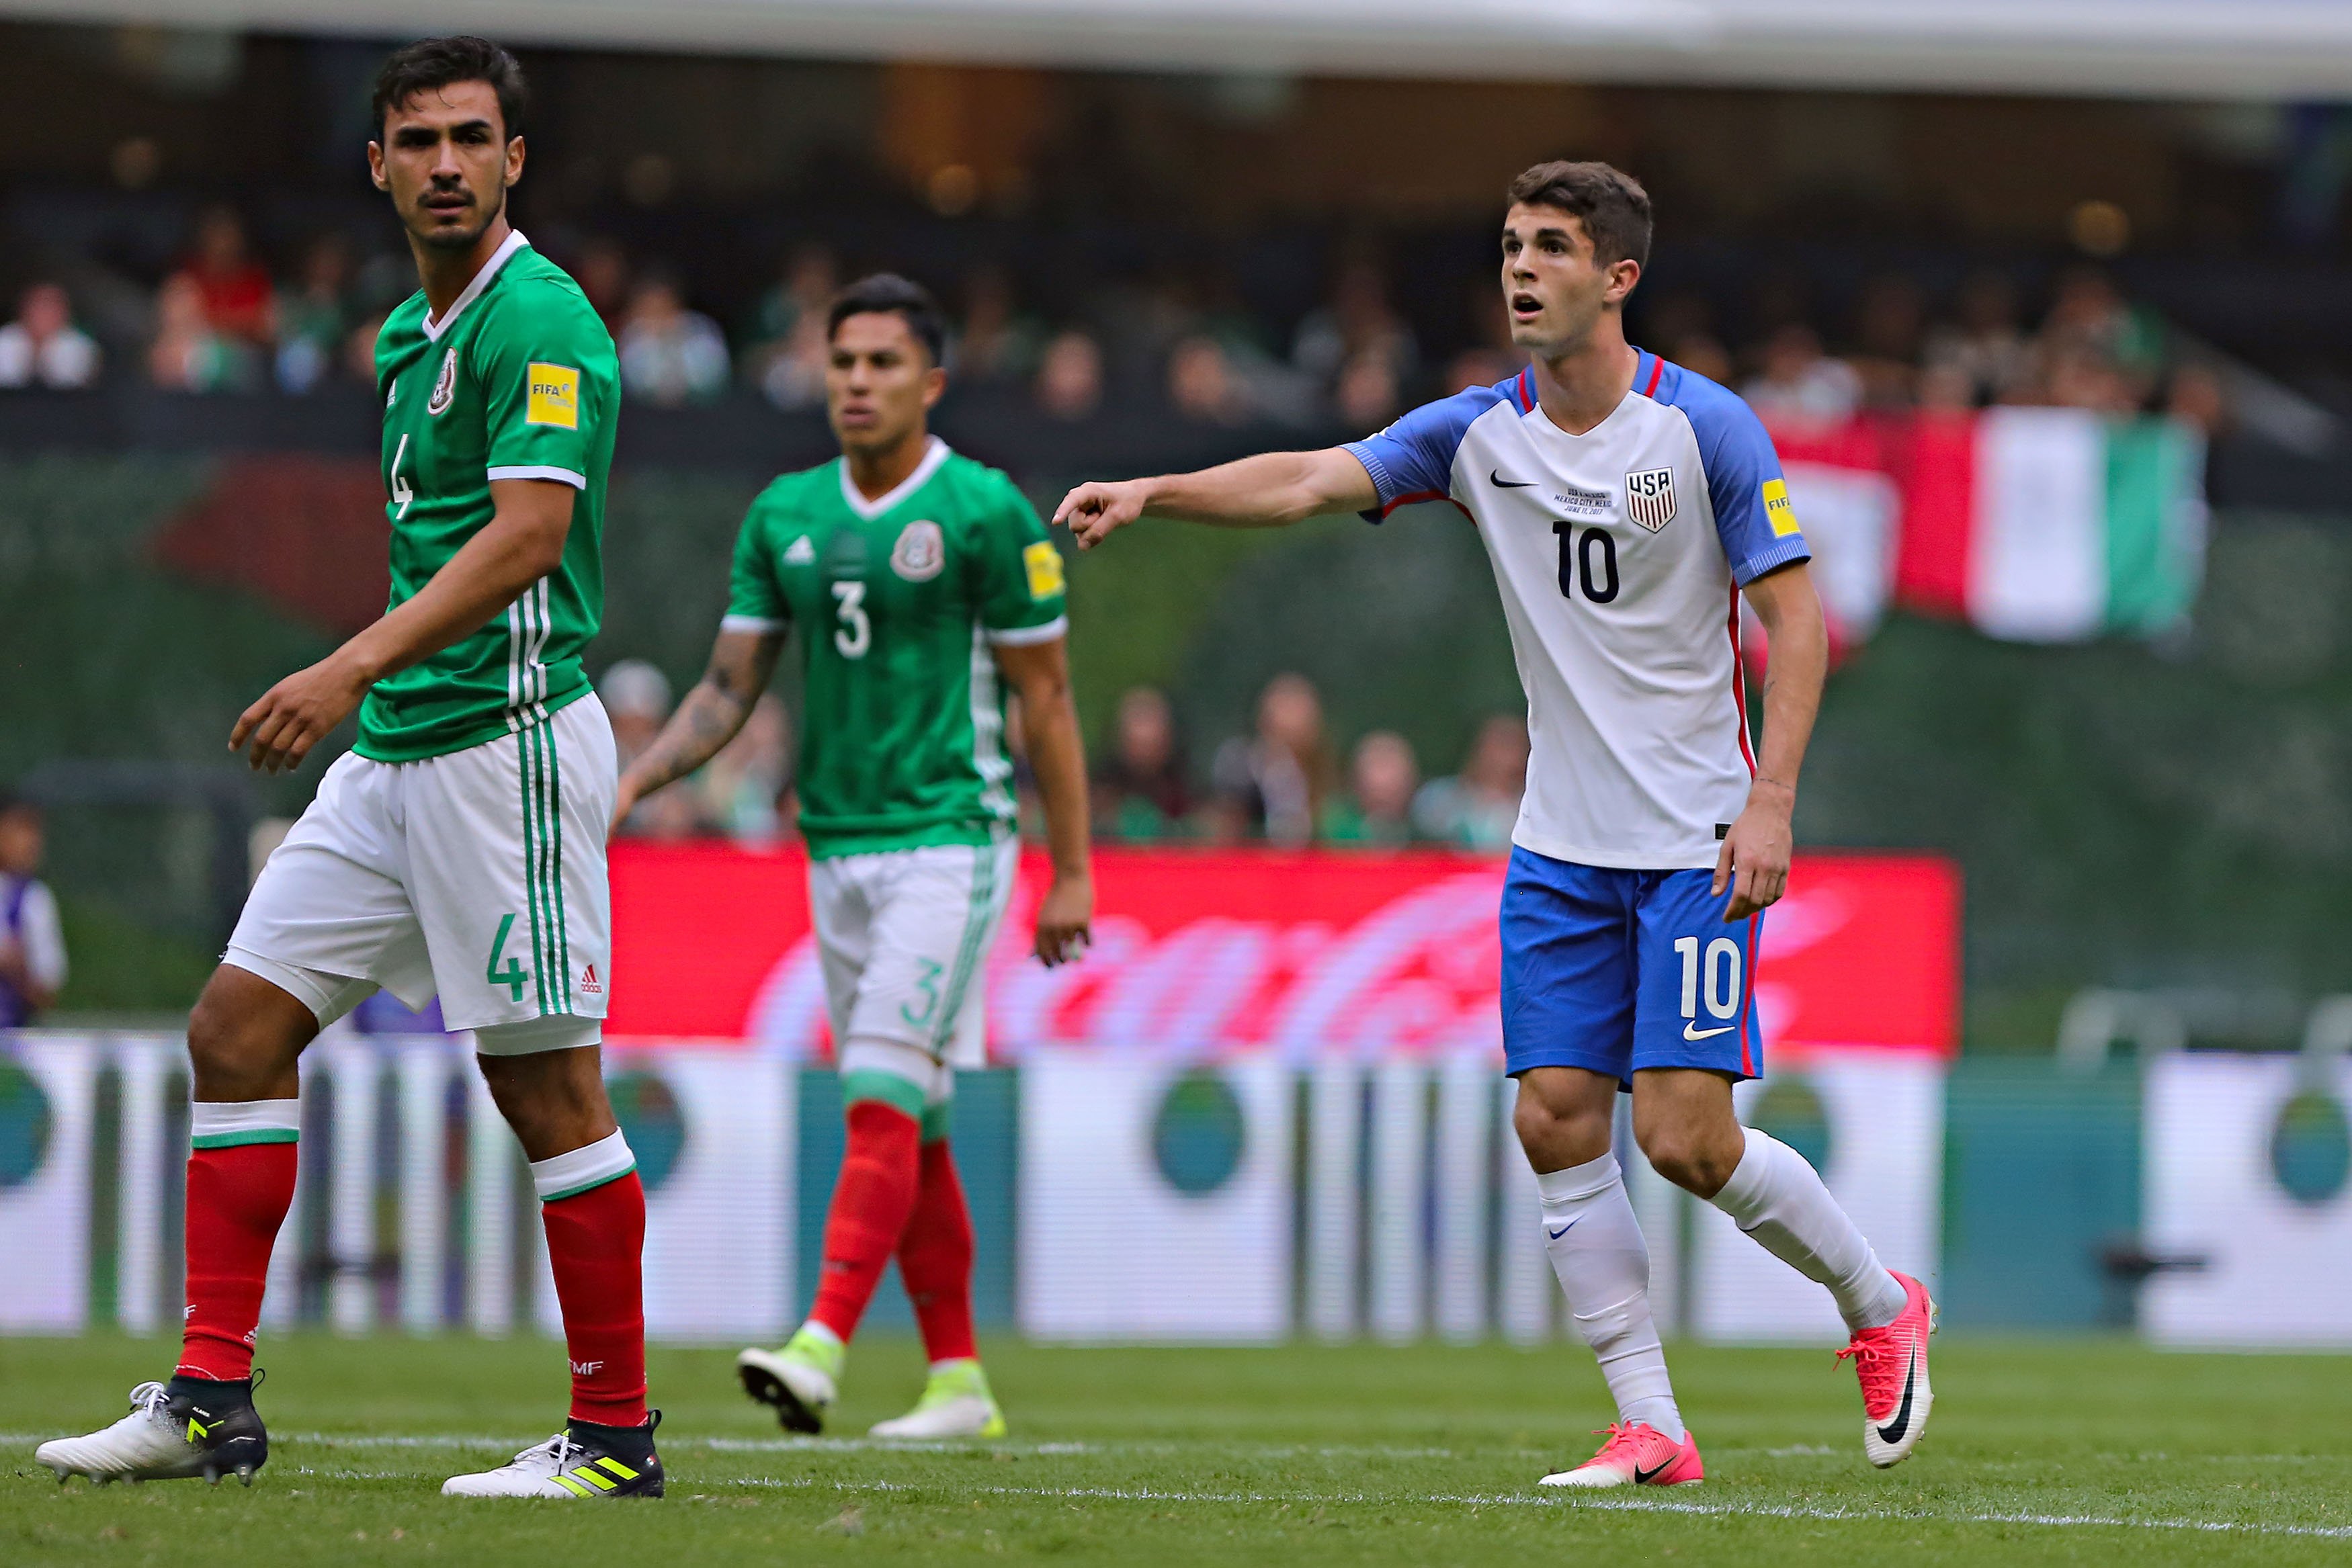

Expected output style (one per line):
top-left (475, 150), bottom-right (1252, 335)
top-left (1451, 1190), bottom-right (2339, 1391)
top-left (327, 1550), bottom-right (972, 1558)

top-left (899, 957), bottom-right (943, 1028)
top-left (487, 912), bottom-right (530, 1003)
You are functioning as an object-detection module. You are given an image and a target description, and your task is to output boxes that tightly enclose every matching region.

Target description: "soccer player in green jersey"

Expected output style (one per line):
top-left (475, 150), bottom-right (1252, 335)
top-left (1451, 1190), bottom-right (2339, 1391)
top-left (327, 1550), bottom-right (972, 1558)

top-left (38, 38), bottom-right (663, 1500)
top-left (614, 273), bottom-right (1093, 1439)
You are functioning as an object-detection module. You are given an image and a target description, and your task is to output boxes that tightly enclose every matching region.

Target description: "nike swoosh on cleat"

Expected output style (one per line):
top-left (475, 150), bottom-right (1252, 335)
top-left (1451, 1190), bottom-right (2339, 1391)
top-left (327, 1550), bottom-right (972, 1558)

top-left (1632, 1458), bottom-right (1673, 1483)
top-left (1490, 470), bottom-right (1539, 488)
top-left (1876, 1341), bottom-right (1919, 1444)
top-left (1683, 1022), bottom-right (1733, 1040)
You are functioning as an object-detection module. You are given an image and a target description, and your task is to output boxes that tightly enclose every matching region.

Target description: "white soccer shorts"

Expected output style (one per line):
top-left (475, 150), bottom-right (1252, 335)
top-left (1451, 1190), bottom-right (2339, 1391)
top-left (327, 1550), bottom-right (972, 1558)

top-left (225, 694), bottom-right (616, 1049)
top-left (809, 836), bottom-right (1019, 1071)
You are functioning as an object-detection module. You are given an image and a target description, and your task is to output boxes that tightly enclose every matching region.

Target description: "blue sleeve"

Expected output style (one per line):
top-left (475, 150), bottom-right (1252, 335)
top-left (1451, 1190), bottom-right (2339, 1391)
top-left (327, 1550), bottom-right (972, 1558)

top-left (1341, 385), bottom-right (1505, 523)
top-left (1679, 382), bottom-right (1811, 584)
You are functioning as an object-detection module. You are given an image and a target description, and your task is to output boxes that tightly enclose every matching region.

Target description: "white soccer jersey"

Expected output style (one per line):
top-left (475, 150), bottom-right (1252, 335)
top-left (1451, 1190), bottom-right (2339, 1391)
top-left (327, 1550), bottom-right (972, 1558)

top-left (1345, 354), bottom-right (1810, 871)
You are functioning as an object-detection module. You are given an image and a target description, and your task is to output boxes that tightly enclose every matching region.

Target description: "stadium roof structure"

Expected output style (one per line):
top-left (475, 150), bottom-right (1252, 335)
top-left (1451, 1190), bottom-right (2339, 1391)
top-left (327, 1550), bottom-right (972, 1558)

top-left (13, 0), bottom-right (2352, 98)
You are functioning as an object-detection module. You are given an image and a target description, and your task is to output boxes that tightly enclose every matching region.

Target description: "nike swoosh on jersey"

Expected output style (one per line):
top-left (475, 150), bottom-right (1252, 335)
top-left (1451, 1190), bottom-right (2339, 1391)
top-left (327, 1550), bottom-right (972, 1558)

top-left (1876, 1342), bottom-right (1919, 1444)
top-left (1490, 469), bottom-right (1539, 488)
top-left (1546, 1217), bottom-right (1579, 1240)
top-left (1683, 1021), bottom-right (1734, 1041)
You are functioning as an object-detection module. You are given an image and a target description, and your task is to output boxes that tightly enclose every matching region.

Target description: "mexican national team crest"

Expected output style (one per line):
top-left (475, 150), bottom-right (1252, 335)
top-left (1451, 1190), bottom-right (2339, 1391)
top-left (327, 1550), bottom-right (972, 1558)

top-left (426, 346), bottom-right (459, 417)
top-left (890, 519), bottom-right (947, 581)
top-left (1624, 466), bottom-right (1677, 533)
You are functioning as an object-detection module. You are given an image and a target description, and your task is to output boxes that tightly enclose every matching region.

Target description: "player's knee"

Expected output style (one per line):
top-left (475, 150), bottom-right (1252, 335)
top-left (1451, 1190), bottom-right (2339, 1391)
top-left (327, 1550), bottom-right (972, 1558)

top-left (185, 984), bottom-right (296, 1098)
top-left (1636, 1123), bottom-right (1739, 1197)
top-left (1512, 1092), bottom-right (1606, 1168)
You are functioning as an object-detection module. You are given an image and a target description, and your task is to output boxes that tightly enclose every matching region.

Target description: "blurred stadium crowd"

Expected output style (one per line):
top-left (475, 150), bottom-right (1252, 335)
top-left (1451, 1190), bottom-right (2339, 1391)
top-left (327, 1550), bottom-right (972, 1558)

top-left (603, 654), bottom-right (1531, 854)
top-left (0, 202), bottom-right (2229, 437)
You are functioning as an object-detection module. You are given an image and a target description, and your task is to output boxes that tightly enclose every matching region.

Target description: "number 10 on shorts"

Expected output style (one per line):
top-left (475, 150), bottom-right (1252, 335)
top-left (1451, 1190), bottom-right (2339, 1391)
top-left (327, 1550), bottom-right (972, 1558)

top-left (487, 912), bottom-right (530, 1002)
top-left (1675, 934), bottom-right (1742, 1025)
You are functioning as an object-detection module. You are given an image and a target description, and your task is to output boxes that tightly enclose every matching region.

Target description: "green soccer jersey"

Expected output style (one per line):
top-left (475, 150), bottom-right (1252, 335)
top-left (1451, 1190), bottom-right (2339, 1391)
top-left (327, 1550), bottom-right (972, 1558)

top-left (724, 439), bottom-right (1069, 858)
top-left (359, 232), bottom-right (618, 762)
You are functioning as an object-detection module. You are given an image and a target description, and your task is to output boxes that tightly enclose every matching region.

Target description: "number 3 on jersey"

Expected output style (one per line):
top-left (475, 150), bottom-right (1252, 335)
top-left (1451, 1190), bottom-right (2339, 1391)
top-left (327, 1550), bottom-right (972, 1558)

top-left (831, 580), bottom-right (870, 658)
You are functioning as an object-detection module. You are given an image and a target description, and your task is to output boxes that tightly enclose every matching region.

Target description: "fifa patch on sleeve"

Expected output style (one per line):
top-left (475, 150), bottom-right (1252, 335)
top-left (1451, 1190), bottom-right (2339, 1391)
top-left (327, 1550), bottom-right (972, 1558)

top-left (1761, 477), bottom-right (1800, 537)
top-left (526, 363), bottom-right (581, 429)
top-left (1023, 539), bottom-right (1066, 601)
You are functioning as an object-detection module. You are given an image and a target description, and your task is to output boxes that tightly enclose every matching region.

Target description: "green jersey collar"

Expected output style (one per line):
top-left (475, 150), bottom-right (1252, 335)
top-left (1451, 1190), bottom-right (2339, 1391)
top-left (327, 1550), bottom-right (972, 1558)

top-left (422, 228), bottom-right (530, 343)
top-left (837, 435), bottom-right (952, 520)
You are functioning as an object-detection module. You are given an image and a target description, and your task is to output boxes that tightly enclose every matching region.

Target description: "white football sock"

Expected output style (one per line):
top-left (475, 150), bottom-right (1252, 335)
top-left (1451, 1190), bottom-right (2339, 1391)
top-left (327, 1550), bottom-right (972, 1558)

top-left (1708, 1126), bottom-right (1907, 1333)
top-left (1537, 1153), bottom-right (1683, 1442)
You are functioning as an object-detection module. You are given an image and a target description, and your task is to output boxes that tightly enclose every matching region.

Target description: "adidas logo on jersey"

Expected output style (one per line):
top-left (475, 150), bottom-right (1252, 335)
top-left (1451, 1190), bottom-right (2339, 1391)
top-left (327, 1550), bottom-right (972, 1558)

top-left (783, 535), bottom-right (816, 566)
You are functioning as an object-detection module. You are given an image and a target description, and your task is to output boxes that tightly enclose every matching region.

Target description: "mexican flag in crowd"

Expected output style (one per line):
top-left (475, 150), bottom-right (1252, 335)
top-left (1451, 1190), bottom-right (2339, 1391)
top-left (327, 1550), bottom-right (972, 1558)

top-left (1768, 408), bottom-right (2207, 650)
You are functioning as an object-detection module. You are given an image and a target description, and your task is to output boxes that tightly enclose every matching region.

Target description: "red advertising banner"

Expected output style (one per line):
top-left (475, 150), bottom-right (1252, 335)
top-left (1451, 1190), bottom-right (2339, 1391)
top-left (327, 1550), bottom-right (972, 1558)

top-left (608, 844), bottom-right (1959, 1059)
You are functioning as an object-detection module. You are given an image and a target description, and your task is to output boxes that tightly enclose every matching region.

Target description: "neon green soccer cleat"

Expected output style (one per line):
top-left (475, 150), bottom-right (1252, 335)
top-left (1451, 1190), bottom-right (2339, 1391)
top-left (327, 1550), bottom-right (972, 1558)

top-left (737, 1325), bottom-right (845, 1434)
top-left (868, 1359), bottom-right (1006, 1440)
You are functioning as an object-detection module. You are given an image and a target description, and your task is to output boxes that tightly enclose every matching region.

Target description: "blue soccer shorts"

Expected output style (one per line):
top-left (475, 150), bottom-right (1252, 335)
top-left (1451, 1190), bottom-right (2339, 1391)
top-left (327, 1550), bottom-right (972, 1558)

top-left (1499, 844), bottom-right (1763, 1088)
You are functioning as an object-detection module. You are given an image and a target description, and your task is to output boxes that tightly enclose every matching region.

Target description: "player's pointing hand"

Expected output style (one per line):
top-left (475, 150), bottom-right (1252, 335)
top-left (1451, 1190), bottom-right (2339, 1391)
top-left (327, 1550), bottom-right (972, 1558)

top-left (1052, 478), bottom-right (1151, 551)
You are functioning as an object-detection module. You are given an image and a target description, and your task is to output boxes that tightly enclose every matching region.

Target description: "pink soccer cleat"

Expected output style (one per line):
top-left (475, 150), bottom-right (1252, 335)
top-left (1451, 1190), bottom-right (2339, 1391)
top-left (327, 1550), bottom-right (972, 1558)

top-left (1839, 1269), bottom-right (1937, 1468)
top-left (1538, 1422), bottom-right (1704, 1489)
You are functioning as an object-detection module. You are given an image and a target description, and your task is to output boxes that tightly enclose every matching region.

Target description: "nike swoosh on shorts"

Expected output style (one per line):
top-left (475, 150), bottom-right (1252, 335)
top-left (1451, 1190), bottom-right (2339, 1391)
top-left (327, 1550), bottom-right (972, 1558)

top-left (1683, 1022), bottom-right (1733, 1041)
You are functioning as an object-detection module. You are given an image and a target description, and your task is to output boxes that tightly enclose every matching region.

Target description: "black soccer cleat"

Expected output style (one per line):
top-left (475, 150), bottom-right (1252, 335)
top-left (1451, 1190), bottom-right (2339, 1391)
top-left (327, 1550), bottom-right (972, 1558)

top-left (37, 1380), bottom-right (269, 1487)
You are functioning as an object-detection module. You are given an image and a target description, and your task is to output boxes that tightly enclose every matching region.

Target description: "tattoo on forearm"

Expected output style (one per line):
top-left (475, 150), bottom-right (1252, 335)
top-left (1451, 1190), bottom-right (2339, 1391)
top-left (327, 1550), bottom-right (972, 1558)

top-left (631, 683), bottom-right (751, 794)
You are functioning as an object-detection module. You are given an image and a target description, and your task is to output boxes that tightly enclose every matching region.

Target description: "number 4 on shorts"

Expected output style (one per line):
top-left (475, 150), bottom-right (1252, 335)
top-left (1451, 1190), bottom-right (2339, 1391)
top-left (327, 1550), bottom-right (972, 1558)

top-left (487, 912), bottom-right (530, 1003)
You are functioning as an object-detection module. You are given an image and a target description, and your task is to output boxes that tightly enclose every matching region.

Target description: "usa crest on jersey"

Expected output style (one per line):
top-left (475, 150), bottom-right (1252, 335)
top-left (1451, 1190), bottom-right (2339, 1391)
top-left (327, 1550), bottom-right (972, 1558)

top-left (1624, 466), bottom-right (1677, 532)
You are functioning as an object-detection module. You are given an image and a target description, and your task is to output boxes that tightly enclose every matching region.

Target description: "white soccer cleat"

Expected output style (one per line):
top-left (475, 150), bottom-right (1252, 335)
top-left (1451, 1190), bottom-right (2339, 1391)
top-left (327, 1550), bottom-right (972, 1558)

top-left (868, 1360), bottom-right (1005, 1440)
top-left (1841, 1270), bottom-right (1937, 1469)
top-left (36, 1381), bottom-right (269, 1487)
top-left (737, 1327), bottom-right (842, 1434)
top-left (442, 1430), bottom-right (664, 1499)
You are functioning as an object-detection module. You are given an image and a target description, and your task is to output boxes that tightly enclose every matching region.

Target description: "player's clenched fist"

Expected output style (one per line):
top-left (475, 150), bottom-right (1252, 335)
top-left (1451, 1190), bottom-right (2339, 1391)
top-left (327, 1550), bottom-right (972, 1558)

top-left (229, 655), bottom-right (373, 774)
top-left (1052, 478), bottom-right (1152, 550)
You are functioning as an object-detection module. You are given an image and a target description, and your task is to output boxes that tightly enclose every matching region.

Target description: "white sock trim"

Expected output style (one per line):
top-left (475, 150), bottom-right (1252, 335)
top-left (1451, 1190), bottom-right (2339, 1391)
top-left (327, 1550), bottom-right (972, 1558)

top-left (190, 1099), bottom-right (301, 1147)
top-left (530, 1129), bottom-right (636, 1202)
top-left (1535, 1153), bottom-right (1621, 1206)
top-left (1709, 1125), bottom-right (1775, 1219)
top-left (797, 1320), bottom-right (845, 1352)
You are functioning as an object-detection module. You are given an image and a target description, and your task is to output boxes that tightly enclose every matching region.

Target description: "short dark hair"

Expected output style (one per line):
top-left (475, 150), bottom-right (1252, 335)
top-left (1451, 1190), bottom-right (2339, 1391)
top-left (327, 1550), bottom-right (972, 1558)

top-left (1506, 161), bottom-right (1652, 271)
top-left (372, 36), bottom-right (528, 142)
top-left (827, 273), bottom-right (946, 367)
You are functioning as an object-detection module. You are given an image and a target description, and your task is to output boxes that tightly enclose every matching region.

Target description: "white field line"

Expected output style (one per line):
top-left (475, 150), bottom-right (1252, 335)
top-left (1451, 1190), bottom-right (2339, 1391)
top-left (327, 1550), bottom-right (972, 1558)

top-left (28, 1445), bottom-right (2352, 1539)
top-left (10, 1431), bottom-right (2349, 1468)
top-left (717, 1476), bottom-right (2352, 1540)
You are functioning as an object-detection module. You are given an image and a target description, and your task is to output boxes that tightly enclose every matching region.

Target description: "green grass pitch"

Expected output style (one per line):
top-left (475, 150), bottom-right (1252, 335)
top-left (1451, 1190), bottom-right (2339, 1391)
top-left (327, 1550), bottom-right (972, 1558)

top-left (4, 1334), bottom-right (2349, 1565)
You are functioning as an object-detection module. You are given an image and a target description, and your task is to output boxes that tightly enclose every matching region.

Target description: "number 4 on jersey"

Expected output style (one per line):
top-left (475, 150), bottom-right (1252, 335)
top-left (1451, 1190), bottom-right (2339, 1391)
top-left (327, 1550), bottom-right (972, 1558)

top-left (487, 912), bottom-right (530, 1002)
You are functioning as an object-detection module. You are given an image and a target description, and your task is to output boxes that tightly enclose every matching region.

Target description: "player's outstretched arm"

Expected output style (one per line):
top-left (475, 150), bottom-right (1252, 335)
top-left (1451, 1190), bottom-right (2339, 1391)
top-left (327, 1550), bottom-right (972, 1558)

top-left (609, 627), bottom-right (787, 837)
top-left (1051, 447), bottom-right (1378, 552)
top-left (1716, 561), bottom-right (1828, 921)
top-left (994, 636), bottom-right (1093, 966)
top-left (230, 477), bottom-right (578, 773)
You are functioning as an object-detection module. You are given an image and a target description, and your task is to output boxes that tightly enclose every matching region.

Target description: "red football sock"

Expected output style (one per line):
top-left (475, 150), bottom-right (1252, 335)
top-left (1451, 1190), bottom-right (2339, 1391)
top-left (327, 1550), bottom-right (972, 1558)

top-left (541, 1172), bottom-right (648, 1427)
top-left (177, 1141), bottom-right (298, 1383)
top-left (808, 1100), bottom-right (923, 1344)
top-left (898, 1138), bottom-right (978, 1364)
